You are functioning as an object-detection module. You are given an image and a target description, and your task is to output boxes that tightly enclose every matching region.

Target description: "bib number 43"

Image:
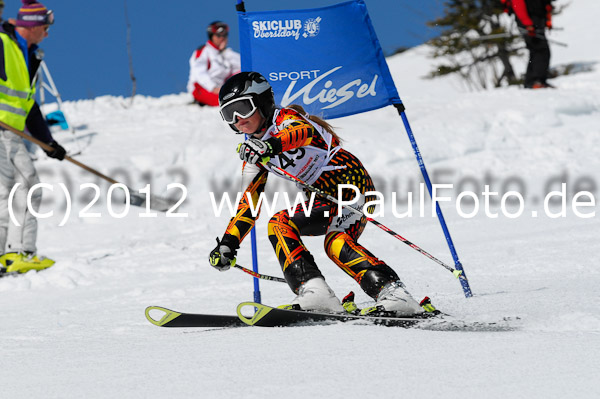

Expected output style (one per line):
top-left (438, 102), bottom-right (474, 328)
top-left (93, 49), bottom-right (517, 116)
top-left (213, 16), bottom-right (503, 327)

top-left (276, 148), bottom-right (306, 169)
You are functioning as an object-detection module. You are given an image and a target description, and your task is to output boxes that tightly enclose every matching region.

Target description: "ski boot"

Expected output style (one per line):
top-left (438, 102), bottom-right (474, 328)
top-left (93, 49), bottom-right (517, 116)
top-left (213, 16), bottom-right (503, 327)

top-left (279, 277), bottom-right (344, 313)
top-left (0, 252), bottom-right (55, 274)
top-left (360, 281), bottom-right (424, 317)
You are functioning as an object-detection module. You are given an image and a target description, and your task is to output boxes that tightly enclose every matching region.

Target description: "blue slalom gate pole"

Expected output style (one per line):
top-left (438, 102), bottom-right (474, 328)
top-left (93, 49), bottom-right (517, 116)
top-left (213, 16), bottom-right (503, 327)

top-left (232, 10), bottom-right (260, 301)
top-left (234, 0), bottom-right (470, 298)
top-left (250, 226), bottom-right (262, 303)
top-left (396, 105), bottom-right (473, 298)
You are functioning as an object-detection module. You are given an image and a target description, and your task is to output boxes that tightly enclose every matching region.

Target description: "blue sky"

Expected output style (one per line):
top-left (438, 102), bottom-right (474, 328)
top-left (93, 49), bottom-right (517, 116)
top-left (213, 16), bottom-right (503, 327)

top-left (3, 0), bottom-right (443, 101)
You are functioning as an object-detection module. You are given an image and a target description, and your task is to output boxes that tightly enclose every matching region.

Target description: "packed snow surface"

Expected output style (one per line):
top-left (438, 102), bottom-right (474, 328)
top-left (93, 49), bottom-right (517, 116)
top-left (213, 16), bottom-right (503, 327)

top-left (1, 1), bottom-right (599, 398)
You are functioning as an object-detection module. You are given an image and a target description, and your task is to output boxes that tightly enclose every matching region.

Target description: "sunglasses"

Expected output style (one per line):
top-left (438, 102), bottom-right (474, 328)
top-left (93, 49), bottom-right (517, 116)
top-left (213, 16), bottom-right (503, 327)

top-left (219, 96), bottom-right (257, 124)
top-left (45, 10), bottom-right (54, 25)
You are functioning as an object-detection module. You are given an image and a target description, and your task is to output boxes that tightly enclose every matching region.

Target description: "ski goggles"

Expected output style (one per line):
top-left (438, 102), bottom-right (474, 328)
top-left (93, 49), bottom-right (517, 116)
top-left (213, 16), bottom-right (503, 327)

top-left (219, 96), bottom-right (257, 124)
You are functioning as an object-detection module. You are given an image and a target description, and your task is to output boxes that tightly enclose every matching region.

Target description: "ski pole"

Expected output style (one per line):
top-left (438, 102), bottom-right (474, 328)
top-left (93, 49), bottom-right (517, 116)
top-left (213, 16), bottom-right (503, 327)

top-left (468, 32), bottom-right (516, 41)
top-left (517, 27), bottom-right (568, 47)
top-left (0, 121), bottom-right (178, 212)
top-left (232, 261), bottom-right (286, 283)
top-left (364, 217), bottom-right (463, 279)
top-left (260, 159), bottom-right (464, 280)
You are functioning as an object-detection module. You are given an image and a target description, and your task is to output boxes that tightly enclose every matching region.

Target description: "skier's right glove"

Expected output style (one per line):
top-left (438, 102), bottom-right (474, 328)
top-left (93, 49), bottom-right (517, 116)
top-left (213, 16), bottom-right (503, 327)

top-left (209, 236), bottom-right (238, 271)
top-left (525, 25), bottom-right (536, 37)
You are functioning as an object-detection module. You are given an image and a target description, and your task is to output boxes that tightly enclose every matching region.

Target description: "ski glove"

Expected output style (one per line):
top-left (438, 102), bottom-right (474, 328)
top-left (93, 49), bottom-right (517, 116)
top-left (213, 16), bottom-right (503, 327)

top-left (238, 138), bottom-right (273, 164)
top-left (45, 140), bottom-right (66, 160)
top-left (209, 236), bottom-right (238, 271)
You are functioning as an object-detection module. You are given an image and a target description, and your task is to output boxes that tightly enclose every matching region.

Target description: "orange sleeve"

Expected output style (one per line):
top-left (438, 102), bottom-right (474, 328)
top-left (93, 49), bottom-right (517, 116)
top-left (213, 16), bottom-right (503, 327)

top-left (224, 166), bottom-right (268, 245)
top-left (267, 108), bottom-right (315, 153)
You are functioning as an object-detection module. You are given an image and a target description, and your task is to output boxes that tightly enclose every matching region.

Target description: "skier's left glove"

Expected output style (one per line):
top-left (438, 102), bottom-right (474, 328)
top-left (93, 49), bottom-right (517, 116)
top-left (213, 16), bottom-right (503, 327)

top-left (209, 236), bottom-right (239, 271)
top-left (45, 140), bottom-right (66, 161)
top-left (238, 138), bottom-right (273, 164)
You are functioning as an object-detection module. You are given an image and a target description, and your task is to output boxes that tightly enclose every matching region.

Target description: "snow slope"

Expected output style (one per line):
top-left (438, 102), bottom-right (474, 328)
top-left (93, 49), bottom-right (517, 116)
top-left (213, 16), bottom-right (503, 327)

top-left (1, 1), bottom-right (599, 398)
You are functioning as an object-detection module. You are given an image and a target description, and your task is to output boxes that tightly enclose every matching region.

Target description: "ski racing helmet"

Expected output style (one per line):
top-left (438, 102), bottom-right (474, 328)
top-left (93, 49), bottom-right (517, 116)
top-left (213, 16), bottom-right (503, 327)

top-left (207, 21), bottom-right (229, 40)
top-left (219, 72), bottom-right (276, 133)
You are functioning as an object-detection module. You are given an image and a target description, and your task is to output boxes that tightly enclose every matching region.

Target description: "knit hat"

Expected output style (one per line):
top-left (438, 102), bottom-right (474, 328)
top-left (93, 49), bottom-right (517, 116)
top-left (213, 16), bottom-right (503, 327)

top-left (15, 0), bottom-right (54, 27)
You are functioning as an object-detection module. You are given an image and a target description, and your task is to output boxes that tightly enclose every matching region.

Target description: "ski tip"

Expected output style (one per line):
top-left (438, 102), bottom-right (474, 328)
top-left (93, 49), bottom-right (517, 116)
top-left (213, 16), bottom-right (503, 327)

top-left (236, 302), bottom-right (273, 326)
top-left (145, 306), bottom-right (182, 327)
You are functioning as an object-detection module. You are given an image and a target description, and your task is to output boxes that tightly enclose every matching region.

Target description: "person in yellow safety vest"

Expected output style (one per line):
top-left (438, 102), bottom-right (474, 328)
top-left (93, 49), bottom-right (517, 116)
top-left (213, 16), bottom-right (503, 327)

top-left (0, 1), bottom-right (66, 275)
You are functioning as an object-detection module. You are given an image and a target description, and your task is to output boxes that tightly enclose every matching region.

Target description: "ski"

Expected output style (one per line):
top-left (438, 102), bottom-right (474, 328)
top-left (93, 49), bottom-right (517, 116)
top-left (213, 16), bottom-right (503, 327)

top-left (236, 302), bottom-right (433, 328)
top-left (145, 303), bottom-right (435, 328)
top-left (145, 306), bottom-right (246, 328)
top-left (145, 304), bottom-right (517, 331)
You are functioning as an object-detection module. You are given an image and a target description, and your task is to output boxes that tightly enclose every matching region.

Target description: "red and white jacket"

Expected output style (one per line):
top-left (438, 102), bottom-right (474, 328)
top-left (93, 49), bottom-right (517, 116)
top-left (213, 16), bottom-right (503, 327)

top-left (187, 40), bottom-right (240, 93)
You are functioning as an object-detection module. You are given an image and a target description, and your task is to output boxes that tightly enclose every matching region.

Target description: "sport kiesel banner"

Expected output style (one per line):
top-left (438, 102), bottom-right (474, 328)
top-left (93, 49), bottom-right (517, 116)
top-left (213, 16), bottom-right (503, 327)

top-left (237, 0), bottom-right (402, 119)
top-left (236, 0), bottom-right (473, 298)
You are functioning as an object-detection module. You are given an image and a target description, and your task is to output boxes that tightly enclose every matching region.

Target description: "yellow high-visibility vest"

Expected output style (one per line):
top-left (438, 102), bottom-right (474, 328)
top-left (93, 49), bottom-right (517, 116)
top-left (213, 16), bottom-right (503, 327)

top-left (0, 32), bottom-right (35, 131)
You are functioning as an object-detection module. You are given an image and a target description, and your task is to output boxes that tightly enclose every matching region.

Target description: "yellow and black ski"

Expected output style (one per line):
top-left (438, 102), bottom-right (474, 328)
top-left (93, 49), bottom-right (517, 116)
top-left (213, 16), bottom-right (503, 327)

top-left (145, 303), bottom-right (436, 328)
top-left (144, 304), bottom-right (517, 330)
top-left (145, 306), bottom-right (246, 328)
top-left (236, 302), bottom-right (428, 328)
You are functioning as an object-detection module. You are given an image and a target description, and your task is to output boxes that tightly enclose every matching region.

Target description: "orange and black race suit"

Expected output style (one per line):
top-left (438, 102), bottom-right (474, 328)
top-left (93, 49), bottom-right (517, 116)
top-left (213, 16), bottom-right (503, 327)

top-left (222, 107), bottom-right (399, 297)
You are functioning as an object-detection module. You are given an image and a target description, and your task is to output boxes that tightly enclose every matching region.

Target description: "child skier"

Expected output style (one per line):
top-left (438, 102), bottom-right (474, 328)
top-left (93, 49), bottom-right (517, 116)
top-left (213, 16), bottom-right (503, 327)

top-left (209, 71), bottom-right (425, 316)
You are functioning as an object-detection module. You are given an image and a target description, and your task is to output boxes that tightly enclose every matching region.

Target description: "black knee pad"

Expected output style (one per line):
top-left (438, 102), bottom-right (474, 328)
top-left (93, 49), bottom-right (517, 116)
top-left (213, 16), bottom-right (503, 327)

top-left (284, 255), bottom-right (323, 294)
top-left (360, 266), bottom-right (400, 298)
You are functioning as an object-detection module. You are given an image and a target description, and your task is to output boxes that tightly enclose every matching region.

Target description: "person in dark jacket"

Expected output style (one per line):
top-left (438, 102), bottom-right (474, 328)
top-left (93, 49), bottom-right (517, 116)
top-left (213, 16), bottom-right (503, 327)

top-left (0, 1), bottom-right (66, 274)
top-left (510, 0), bottom-right (555, 88)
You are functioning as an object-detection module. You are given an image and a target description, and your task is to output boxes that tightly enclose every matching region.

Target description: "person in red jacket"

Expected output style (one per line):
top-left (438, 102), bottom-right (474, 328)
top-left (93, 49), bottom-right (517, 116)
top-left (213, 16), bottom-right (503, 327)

top-left (510, 0), bottom-right (555, 88)
top-left (187, 21), bottom-right (240, 106)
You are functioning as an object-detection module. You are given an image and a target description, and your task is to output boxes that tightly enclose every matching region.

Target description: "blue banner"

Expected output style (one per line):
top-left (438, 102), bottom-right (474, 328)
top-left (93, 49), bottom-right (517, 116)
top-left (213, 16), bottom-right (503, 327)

top-left (238, 0), bottom-right (401, 119)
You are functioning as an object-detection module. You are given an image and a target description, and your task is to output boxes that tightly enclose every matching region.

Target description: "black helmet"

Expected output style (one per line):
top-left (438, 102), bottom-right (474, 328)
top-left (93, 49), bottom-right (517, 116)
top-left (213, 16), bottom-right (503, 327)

top-left (207, 21), bottom-right (229, 40)
top-left (219, 72), bottom-right (276, 133)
